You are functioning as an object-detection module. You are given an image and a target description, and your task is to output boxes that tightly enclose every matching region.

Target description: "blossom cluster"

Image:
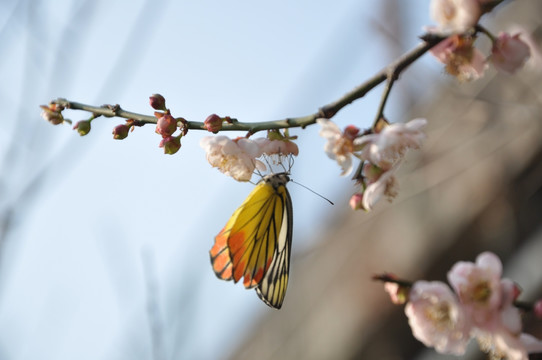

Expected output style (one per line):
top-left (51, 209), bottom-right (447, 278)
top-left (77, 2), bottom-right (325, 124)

top-left (200, 132), bottom-right (299, 182)
top-left (318, 118), bottom-right (427, 211)
top-left (429, 0), bottom-right (533, 81)
top-left (385, 252), bottom-right (542, 359)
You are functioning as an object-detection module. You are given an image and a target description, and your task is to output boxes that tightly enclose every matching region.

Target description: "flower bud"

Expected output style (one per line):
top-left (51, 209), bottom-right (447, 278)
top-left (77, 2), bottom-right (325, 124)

top-left (384, 280), bottom-right (409, 305)
top-left (40, 104), bottom-right (64, 125)
top-left (113, 124), bottom-right (131, 139)
top-left (204, 114), bottom-right (223, 133)
top-left (343, 125), bottom-right (360, 141)
top-left (73, 120), bottom-right (91, 136)
top-left (149, 94), bottom-right (167, 111)
top-left (155, 114), bottom-right (177, 137)
top-left (159, 136), bottom-right (181, 154)
top-left (349, 192), bottom-right (364, 210)
top-left (534, 300), bottom-right (542, 320)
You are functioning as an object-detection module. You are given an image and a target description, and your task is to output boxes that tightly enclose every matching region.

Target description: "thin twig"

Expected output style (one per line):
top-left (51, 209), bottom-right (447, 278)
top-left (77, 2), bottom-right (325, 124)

top-left (51, 35), bottom-right (444, 135)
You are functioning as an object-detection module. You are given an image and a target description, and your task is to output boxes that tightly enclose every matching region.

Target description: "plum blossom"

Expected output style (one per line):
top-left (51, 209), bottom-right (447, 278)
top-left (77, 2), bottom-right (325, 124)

top-left (490, 32), bottom-right (531, 74)
top-left (255, 137), bottom-right (299, 157)
top-left (355, 118), bottom-right (427, 169)
top-left (405, 281), bottom-right (472, 355)
top-left (447, 251), bottom-right (505, 326)
top-left (430, 34), bottom-right (487, 81)
top-left (200, 136), bottom-right (265, 181)
top-left (361, 163), bottom-right (399, 211)
top-left (350, 119), bottom-right (426, 211)
top-left (430, 0), bottom-right (482, 34)
top-left (507, 27), bottom-right (542, 73)
top-left (317, 119), bottom-right (360, 176)
top-left (447, 252), bottom-right (542, 359)
top-left (391, 252), bottom-right (542, 359)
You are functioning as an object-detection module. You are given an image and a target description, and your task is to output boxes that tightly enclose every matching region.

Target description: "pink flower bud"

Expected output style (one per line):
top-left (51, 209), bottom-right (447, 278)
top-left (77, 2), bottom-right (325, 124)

top-left (155, 114), bottom-right (177, 137)
top-left (73, 120), bottom-right (91, 136)
top-left (349, 192), bottom-right (364, 210)
top-left (384, 280), bottom-right (409, 305)
top-left (344, 125), bottom-right (360, 141)
top-left (149, 94), bottom-right (167, 111)
top-left (113, 124), bottom-right (131, 140)
top-left (534, 300), bottom-right (542, 320)
top-left (204, 114), bottom-right (223, 133)
top-left (40, 104), bottom-right (64, 125)
top-left (159, 136), bottom-right (181, 154)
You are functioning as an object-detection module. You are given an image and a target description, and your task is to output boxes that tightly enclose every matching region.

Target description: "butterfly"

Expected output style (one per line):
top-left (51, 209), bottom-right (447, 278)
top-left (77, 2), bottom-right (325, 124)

top-left (209, 172), bottom-right (293, 309)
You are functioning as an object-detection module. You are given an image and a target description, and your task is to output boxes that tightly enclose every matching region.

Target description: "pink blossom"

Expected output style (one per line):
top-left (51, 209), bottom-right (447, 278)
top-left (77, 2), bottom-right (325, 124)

top-left (355, 118), bottom-right (427, 169)
top-left (430, 0), bottom-right (482, 34)
top-left (405, 281), bottom-right (471, 355)
top-left (317, 119), bottom-right (360, 176)
top-left (474, 322), bottom-right (532, 360)
top-left (361, 165), bottom-right (399, 211)
top-left (430, 35), bottom-right (487, 81)
top-left (200, 136), bottom-right (265, 181)
top-left (447, 251), bottom-right (504, 326)
top-left (507, 27), bottom-right (542, 72)
top-left (254, 138), bottom-right (299, 157)
top-left (491, 32), bottom-right (531, 74)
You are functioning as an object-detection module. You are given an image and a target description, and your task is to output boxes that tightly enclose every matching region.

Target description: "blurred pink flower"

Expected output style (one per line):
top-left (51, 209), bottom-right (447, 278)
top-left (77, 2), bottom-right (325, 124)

top-left (447, 251), bottom-right (503, 326)
top-left (361, 165), bottom-right (399, 211)
top-left (317, 119), bottom-right (360, 176)
top-left (430, 35), bottom-right (487, 81)
top-left (430, 0), bottom-right (482, 34)
top-left (254, 138), bottom-right (299, 157)
top-left (405, 281), bottom-right (472, 355)
top-left (355, 118), bottom-right (427, 169)
top-left (491, 32), bottom-right (531, 74)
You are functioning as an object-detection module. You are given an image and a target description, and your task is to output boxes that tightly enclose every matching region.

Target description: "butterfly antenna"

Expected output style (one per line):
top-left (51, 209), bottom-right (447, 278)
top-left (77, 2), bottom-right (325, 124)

top-left (290, 179), bottom-right (334, 205)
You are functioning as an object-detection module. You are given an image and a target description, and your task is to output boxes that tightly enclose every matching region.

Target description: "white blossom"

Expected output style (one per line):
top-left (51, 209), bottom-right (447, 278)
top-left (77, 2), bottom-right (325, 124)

top-left (405, 281), bottom-right (472, 355)
top-left (200, 136), bottom-right (265, 181)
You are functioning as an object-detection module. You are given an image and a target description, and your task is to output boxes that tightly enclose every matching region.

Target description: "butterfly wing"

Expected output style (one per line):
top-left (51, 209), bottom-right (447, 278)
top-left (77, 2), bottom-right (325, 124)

top-left (210, 173), bottom-right (293, 309)
top-left (255, 181), bottom-right (292, 309)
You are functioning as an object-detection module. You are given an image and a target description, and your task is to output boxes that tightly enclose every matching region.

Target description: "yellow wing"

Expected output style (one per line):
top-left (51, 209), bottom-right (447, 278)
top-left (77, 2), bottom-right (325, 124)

top-left (209, 173), bottom-right (293, 309)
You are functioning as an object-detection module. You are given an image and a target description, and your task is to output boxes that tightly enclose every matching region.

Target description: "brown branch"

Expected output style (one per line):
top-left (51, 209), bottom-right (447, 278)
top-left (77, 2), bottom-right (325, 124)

top-left (51, 35), bottom-right (444, 135)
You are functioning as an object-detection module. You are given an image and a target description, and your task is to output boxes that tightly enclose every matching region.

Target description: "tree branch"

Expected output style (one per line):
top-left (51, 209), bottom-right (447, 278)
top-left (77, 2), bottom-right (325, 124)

top-left (50, 35), bottom-right (444, 135)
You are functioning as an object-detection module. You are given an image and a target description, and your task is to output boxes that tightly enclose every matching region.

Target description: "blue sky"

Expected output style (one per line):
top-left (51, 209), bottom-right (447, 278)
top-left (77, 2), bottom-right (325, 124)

top-left (0, 1), bottom-right (436, 359)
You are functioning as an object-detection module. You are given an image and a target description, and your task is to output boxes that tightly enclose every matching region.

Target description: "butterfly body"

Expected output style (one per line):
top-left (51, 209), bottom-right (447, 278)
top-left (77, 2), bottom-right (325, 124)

top-left (210, 172), bottom-right (293, 309)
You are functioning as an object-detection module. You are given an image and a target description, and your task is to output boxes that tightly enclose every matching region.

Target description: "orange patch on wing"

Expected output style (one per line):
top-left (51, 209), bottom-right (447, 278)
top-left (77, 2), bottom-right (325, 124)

top-left (244, 267), bottom-right (264, 288)
top-left (210, 229), bottom-right (233, 280)
top-left (233, 260), bottom-right (246, 283)
top-left (228, 231), bottom-right (247, 253)
top-left (210, 228), bottom-right (228, 257)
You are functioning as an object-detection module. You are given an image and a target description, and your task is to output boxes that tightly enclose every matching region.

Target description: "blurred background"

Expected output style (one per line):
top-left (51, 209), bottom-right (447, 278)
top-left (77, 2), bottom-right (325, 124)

top-left (0, 0), bottom-right (541, 359)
